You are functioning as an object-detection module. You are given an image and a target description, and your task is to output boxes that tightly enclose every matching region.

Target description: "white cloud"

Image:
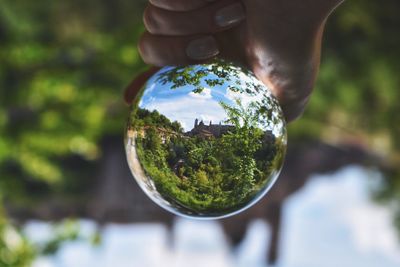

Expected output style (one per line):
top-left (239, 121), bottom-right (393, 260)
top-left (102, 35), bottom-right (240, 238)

top-left (224, 79), bottom-right (266, 107)
top-left (145, 95), bottom-right (226, 132)
top-left (188, 88), bottom-right (212, 99)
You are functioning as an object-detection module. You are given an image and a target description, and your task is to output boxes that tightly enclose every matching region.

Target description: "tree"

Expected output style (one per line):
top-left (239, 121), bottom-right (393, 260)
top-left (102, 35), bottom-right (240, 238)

top-left (0, 203), bottom-right (35, 267)
top-left (155, 60), bottom-right (264, 95)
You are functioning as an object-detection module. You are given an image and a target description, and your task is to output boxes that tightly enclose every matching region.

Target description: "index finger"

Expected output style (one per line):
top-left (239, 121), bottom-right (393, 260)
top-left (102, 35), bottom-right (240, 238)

top-left (149, 0), bottom-right (217, 11)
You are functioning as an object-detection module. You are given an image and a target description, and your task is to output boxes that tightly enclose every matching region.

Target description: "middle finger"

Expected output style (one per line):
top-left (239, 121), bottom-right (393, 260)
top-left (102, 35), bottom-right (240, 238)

top-left (144, 0), bottom-right (246, 36)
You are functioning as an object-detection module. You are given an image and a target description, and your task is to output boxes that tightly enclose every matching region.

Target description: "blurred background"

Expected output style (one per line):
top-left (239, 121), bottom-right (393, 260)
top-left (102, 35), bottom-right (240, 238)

top-left (0, 0), bottom-right (399, 266)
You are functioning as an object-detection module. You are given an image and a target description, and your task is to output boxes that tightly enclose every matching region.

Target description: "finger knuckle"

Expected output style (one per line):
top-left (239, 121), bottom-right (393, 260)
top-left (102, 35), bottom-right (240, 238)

top-left (143, 6), bottom-right (164, 34)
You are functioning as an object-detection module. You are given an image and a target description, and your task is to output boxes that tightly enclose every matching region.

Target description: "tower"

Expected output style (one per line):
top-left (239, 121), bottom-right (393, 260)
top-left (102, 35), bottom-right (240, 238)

top-left (194, 118), bottom-right (198, 128)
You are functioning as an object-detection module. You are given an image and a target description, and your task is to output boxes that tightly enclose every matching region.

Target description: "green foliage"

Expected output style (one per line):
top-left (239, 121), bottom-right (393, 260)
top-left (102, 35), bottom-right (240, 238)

top-left (156, 60), bottom-right (263, 95)
top-left (0, 205), bottom-right (35, 267)
top-left (131, 99), bottom-right (281, 214)
top-left (130, 109), bottom-right (184, 133)
top-left (0, 206), bottom-right (95, 267)
top-left (290, 0), bottom-right (400, 145)
top-left (39, 219), bottom-right (80, 256)
top-left (0, 0), bottom-right (146, 263)
top-left (0, 0), bottom-right (146, 199)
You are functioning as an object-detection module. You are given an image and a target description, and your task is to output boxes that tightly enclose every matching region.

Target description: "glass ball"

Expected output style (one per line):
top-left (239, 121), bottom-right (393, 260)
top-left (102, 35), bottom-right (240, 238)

top-left (125, 60), bottom-right (287, 219)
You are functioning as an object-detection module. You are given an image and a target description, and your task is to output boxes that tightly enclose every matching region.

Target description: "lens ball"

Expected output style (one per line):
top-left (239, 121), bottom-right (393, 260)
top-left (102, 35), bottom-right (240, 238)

top-left (125, 60), bottom-right (287, 219)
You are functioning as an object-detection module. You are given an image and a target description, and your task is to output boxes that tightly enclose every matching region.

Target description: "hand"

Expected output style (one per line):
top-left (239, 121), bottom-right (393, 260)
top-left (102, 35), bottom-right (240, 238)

top-left (125, 0), bottom-right (345, 122)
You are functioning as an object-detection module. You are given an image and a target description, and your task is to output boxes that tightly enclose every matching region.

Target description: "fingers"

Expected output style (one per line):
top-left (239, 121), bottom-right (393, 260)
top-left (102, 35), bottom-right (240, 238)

top-left (144, 0), bottom-right (245, 36)
top-left (140, 0), bottom-right (246, 66)
top-left (124, 67), bottom-right (161, 104)
top-left (139, 32), bottom-right (220, 66)
top-left (149, 0), bottom-right (215, 12)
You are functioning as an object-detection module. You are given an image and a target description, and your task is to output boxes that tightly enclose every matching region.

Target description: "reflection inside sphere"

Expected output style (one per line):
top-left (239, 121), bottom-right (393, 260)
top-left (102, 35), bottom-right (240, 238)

top-left (125, 60), bottom-right (287, 219)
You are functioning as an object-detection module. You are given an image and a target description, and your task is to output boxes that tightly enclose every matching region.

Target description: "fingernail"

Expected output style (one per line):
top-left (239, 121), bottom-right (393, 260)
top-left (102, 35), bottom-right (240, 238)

top-left (215, 3), bottom-right (245, 27)
top-left (186, 36), bottom-right (219, 60)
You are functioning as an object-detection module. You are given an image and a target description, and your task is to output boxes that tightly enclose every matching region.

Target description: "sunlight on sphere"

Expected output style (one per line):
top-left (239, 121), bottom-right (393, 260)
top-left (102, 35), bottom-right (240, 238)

top-left (125, 60), bottom-right (287, 219)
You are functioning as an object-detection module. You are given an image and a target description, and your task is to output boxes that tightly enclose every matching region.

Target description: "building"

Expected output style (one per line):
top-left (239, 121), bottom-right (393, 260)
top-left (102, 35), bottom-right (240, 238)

top-left (185, 119), bottom-right (234, 138)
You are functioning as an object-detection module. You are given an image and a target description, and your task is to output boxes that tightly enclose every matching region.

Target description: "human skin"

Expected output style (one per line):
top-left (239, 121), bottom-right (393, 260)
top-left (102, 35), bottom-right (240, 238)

top-left (124, 0), bottom-right (345, 122)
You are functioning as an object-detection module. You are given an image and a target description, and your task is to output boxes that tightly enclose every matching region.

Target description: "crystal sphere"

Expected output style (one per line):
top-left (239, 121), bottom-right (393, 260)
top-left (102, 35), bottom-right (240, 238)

top-left (125, 60), bottom-right (287, 219)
